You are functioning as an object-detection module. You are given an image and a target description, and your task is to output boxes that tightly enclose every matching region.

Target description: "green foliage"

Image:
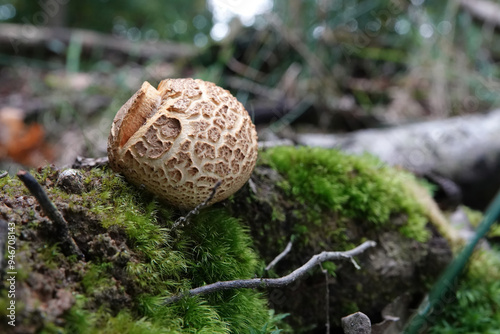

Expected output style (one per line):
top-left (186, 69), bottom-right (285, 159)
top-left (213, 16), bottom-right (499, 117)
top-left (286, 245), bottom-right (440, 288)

top-left (6, 0), bottom-right (213, 44)
top-left (262, 146), bottom-right (429, 241)
top-left (429, 248), bottom-right (500, 333)
top-left (0, 168), bottom-right (276, 332)
top-left (250, 310), bottom-right (291, 334)
top-left (273, 0), bottom-right (411, 62)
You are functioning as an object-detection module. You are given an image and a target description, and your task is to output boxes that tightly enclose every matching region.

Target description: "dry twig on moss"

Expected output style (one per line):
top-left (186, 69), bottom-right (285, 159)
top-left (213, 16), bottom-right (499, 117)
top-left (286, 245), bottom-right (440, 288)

top-left (17, 170), bottom-right (84, 259)
top-left (171, 180), bottom-right (222, 231)
top-left (164, 240), bottom-right (376, 304)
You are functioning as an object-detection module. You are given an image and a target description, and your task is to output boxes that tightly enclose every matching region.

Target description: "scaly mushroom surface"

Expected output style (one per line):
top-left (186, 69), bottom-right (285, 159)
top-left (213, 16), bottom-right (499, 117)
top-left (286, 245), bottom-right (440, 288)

top-left (108, 78), bottom-right (258, 209)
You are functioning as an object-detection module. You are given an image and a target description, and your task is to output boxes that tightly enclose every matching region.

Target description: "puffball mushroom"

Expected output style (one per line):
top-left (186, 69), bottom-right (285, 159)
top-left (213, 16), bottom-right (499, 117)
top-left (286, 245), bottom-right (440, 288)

top-left (107, 78), bottom-right (259, 209)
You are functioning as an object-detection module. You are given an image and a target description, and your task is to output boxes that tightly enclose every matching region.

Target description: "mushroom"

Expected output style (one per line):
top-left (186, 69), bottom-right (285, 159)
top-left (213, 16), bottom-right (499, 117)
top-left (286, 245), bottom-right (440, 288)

top-left (107, 78), bottom-right (258, 209)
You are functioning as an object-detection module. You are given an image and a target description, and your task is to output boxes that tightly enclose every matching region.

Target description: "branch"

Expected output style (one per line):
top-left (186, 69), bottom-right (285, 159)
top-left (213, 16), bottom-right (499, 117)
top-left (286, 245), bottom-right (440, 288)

top-left (171, 180), bottom-right (222, 231)
top-left (296, 109), bottom-right (500, 177)
top-left (0, 23), bottom-right (197, 60)
top-left (164, 240), bottom-right (376, 304)
top-left (17, 170), bottom-right (84, 259)
top-left (459, 0), bottom-right (500, 27)
top-left (265, 239), bottom-right (293, 271)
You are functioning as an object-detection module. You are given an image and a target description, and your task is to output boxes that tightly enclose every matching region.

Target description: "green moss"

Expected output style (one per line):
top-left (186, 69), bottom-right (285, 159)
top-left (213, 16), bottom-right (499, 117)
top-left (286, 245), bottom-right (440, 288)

top-left (425, 207), bottom-right (500, 332)
top-left (37, 244), bottom-right (65, 270)
top-left (56, 168), bottom-right (272, 333)
top-left (1, 167), bottom-right (276, 333)
top-left (429, 248), bottom-right (500, 333)
top-left (81, 262), bottom-right (115, 292)
top-left (261, 146), bottom-right (429, 242)
top-left (189, 209), bottom-right (259, 283)
top-left (43, 294), bottom-right (180, 334)
top-left (0, 147), bottom-right (444, 332)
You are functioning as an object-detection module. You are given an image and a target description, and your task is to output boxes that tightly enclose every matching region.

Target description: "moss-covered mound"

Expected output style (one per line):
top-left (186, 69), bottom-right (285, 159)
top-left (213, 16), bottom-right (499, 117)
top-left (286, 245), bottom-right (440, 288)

top-left (231, 146), bottom-right (453, 331)
top-left (0, 167), bottom-right (274, 334)
top-left (5, 146), bottom-right (492, 333)
top-left (262, 146), bottom-right (431, 241)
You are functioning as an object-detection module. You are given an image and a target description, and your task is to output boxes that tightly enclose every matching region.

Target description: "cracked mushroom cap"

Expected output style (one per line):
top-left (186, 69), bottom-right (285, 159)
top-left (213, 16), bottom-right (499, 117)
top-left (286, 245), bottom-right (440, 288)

top-left (107, 78), bottom-right (258, 209)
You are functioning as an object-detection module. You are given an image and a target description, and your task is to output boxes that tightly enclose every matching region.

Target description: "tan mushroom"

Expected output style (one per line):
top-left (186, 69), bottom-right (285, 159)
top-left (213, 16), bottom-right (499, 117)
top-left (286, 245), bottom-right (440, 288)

top-left (107, 78), bottom-right (258, 209)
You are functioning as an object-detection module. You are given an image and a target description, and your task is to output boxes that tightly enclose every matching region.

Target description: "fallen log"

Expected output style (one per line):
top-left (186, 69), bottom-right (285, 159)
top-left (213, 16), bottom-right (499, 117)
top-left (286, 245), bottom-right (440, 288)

top-left (296, 110), bottom-right (500, 209)
top-left (459, 0), bottom-right (500, 27)
top-left (0, 23), bottom-right (198, 60)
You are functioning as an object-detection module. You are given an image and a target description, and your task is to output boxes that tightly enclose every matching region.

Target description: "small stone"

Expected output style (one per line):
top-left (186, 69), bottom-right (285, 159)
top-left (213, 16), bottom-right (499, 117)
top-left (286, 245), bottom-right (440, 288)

top-left (341, 311), bottom-right (372, 334)
top-left (57, 169), bottom-right (84, 194)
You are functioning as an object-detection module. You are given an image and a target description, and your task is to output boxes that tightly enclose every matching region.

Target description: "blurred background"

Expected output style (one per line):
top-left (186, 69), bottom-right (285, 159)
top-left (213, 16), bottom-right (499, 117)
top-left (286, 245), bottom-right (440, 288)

top-left (1, 0), bottom-right (500, 203)
top-left (3, 1), bottom-right (500, 333)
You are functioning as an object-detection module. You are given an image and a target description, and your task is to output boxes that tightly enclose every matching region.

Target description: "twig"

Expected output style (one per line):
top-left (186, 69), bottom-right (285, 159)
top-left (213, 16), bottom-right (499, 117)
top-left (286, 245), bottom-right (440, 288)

top-left (163, 240), bottom-right (376, 304)
top-left (321, 263), bottom-right (331, 334)
top-left (171, 181), bottom-right (222, 231)
top-left (17, 170), bottom-right (84, 259)
top-left (0, 171), bottom-right (8, 179)
top-left (349, 257), bottom-right (361, 270)
top-left (265, 239), bottom-right (293, 271)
